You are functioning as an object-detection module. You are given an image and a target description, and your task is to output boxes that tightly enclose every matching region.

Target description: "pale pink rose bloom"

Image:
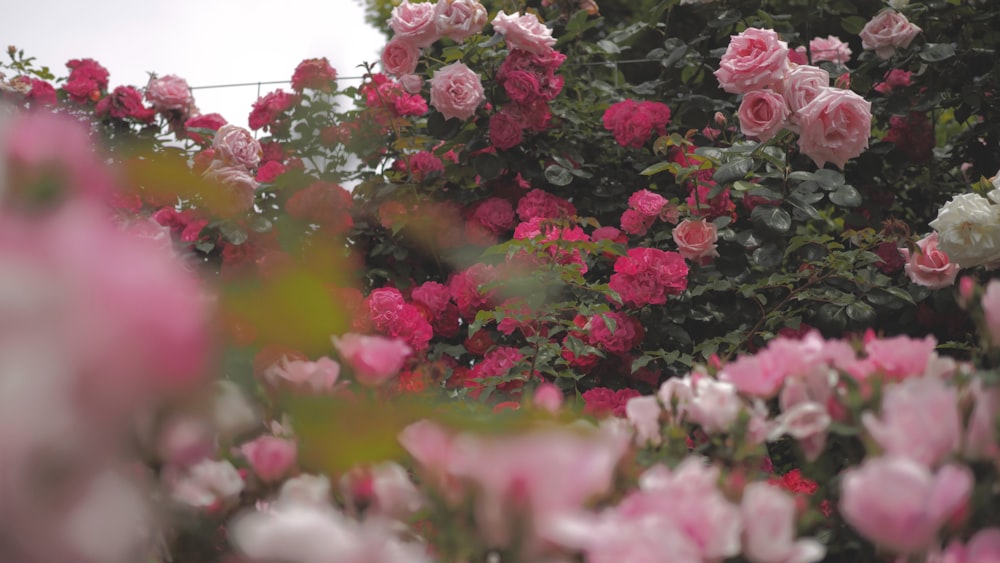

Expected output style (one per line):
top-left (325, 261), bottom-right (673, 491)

top-left (264, 357), bottom-right (342, 393)
top-left (171, 459), bottom-right (245, 508)
top-left (387, 0), bottom-right (440, 48)
top-left (241, 435), bottom-right (298, 482)
top-left (982, 280), bottom-right (1000, 347)
top-left (714, 27), bottom-right (791, 94)
top-left (625, 395), bottom-right (662, 446)
top-left (673, 218), bottom-right (720, 262)
top-left (202, 160), bottom-right (258, 213)
top-left (738, 89), bottom-right (790, 142)
top-left (157, 415), bottom-right (215, 467)
top-left (657, 375), bottom-right (694, 424)
top-left (796, 87), bottom-right (871, 169)
top-left (439, 423), bottom-right (630, 548)
top-left (864, 333), bottom-right (937, 381)
top-left (900, 233), bottom-right (960, 290)
top-left (435, 0), bottom-right (487, 43)
top-left (777, 65), bottom-right (830, 131)
top-left (332, 333), bottom-right (412, 386)
top-left (398, 419), bottom-right (456, 473)
top-left (839, 457), bottom-right (973, 555)
top-left (491, 11), bottom-right (557, 55)
top-left (278, 474), bottom-right (331, 507)
top-left (212, 124), bottom-right (263, 170)
top-left (741, 483), bottom-right (826, 563)
top-left (381, 36), bottom-right (422, 77)
top-left (860, 10), bottom-right (922, 59)
top-left (429, 62), bottom-right (485, 121)
top-left (341, 462), bottom-right (423, 519)
top-left (687, 377), bottom-right (742, 434)
top-left (962, 379), bottom-right (1000, 461)
top-left (533, 382), bottom-right (564, 413)
top-left (770, 401), bottom-right (831, 461)
top-left (145, 74), bottom-right (193, 112)
top-left (965, 528), bottom-right (1000, 561)
top-left (862, 376), bottom-right (961, 467)
top-left (231, 501), bottom-right (432, 563)
top-left (796, 35), bottom-right (852, 64)
top-left (399, 73), bottom-right (423, 93)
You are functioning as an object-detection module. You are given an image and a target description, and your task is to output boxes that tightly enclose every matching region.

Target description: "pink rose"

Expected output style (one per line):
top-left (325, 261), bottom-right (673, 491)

top-left (741, 483), bottom-right (826, 563)
top-left (501, 70), bottom-right (543, 104)
top-left (212, 124), bottom-right (263, 170)
top-left (264, 357), bottom-right (342, 393)
top-left (672, 218), bottom-right (720, 263)
top-left (388, 0), bottom-right (439, 48)
top-left (862, 376), bottom-right (961, 467)
top-left (874, 68), bottom-right (912, 95)
top-left (435, 0), bottom-right (487, 43)
top-left (399, 73), bottom-right (423, 93)
top-left (860, 10), bottom-right (922, 59)
top-left (628, 189), bottom-right (667, 217)
top-left (796, 35), bottom-right (852, 64)
top-left (332, 333), bottom-right (412, 386)
top-left (982, 280), bottom-right (1000, 348)
top-left (240, 436), bottom-right (297, 482)
top-left (472, 197), bottom-right (515, 235)
top-left (533, 383), bottom-right (563, 413)
top-left (429, 62), bottom-right (485, 121)
top-left (737, 89), bottom-right (790, 142)
top-left (796, 87), bottom-right (871, 169)
top-left (776, 65), bottom-right (830, 125)
top-left (626, 396), bottom-right (662, 446)
top-left (714, 27), bottom-right (790, 94)
top-left (900, 233), bottom-right (959, 289)
top-left (840, 457), bottom-right (972, 555)
top-left (491, 11), bottom-right (557, 55)
top-left (290, 57), bottom-right (337, 93)
top-left (489, 110), bottom-right (524, 150)
top-left (202, 161), bottom-right (258, 214)
top-left (381, 36), bottom-right (422, 77)
top-left (145, 74), bottom-right (193, 112)
top-left (185, 113), bottom-right (227, 145)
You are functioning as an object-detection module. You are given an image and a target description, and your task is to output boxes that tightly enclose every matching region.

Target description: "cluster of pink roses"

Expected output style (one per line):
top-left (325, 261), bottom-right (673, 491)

top-left (609, 246), bottom-right (689, 307)
top-left (620, 188), bottom-right (676, 236)
top-left (491, 27), bottom-right (567, 149)
top-left (716, 27), bottom-right (872, 169)
top-left (601, 99), bottom-right (672, 149)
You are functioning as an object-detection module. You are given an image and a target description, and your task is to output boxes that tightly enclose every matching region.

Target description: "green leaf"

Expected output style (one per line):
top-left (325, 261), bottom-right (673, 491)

top-left (920, 43), bottom-right (956, 62)
top-left (840, 16), bottom-right (868, 35)
top-left (750, 205), bottom-right (792, 234)
top-left (846, 301), bottom-right (877, 324)
top-left (829, 184), bottom-right (862, 207)
top-left (545, 165), bottom-right (574, 186)
top-left (713, 157), bottom-right (754, 184)
top-left (220, 222), bottom-right (248, 245)
top-left (473, 153), bottom-right (504, 180)
top-left (640, 160), bottom-right (678, 176)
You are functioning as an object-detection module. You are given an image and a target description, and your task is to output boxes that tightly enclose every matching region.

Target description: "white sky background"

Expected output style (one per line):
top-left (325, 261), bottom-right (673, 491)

top-left (2, 0), bottom-right (388, 127)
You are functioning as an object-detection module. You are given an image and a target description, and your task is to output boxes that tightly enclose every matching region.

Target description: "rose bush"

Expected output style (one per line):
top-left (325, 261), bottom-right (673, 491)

top-left (4, 0), bottom-right (1000, 560)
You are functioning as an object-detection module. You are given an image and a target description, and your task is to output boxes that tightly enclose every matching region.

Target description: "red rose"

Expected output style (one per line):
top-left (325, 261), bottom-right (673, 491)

top-left (95, 86), bottom-right (156, 123)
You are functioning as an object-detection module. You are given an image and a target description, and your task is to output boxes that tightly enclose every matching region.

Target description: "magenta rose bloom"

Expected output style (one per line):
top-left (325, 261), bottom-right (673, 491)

top-left (291, 57), bottom-right (338, 92)
top-left (714, 27), bottom-right (790, 94)
top-left (429, 62), bottom-right (485, 121)
top-left (489, 110), bottom-right (524, 150)
top-left (63, 58), bottom-right (110, 103)
top-left (738, 89), bottom-right (790, 142)
top-left (602, 100), bottom-right (671, 148)
top-left (185, 113), bottom-right (228, 145)
top-left (796, 87), bottom-right (872, 169)
top-left (609, 247), bottom-right (689, 307)
top-left (248, 89), bottom-right (299, 132)
top-left (95, 85), bottom-right (156, 123)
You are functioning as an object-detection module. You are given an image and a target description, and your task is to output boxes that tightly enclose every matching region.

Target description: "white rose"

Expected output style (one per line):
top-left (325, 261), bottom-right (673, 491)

top-left (929, 192), bottom-right (1000, 267)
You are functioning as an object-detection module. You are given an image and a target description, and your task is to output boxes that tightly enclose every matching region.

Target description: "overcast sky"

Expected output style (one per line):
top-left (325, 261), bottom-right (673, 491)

top-left (3, 0), bottom-right (387, 126)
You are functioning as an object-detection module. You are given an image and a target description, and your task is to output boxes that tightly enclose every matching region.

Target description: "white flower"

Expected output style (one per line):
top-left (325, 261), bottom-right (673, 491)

top-left (929, 192), bottom-right (1000, 267)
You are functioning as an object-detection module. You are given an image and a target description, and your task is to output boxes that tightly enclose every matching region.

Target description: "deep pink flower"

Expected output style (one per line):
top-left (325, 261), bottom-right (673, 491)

top-left (516, 189), bottom-right (576, 221)
top-left (609, 247), bottom-right (689, 307)
top-left (63, 58), bottom-right (109, 103)
top-left (248, 89), bottom-right (299, 132)
top-left (95, 86), bottom-right (156, 123)
top-left (184, 113), bottom-right (227, 144)
top-left (583, 387), bottom-right (641, 417)
top-left (489, 110), bottom-right (524, 150)
top-left (291, 57), bottom-right (337, 92)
